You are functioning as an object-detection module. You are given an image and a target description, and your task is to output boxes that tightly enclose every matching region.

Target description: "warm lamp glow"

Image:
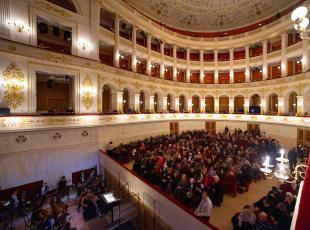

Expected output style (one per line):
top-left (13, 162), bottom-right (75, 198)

top-left (291, 7), bottom-right (308, 21)
top-left (299, 17), bottom-right (309, 29)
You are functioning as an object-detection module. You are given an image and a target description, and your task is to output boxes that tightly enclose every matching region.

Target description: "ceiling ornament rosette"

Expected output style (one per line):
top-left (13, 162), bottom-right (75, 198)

top-left (124, 0), bottom-right (300, 32)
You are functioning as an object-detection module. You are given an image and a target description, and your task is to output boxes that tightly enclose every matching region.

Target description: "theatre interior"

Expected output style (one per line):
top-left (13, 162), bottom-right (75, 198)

top-left (2, 0), bottom-right (310, 229)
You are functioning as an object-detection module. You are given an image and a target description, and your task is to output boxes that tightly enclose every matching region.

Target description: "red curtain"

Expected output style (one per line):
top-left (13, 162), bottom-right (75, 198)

top-left (295, 156), bottom-right (310, 229)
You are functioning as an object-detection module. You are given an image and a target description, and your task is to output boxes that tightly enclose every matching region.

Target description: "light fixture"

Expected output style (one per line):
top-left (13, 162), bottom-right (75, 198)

top-left (78, 40), bottom-right (92, 50)
top-left (123, 100), bottom-right (126, 104)
top-left (261, 149), bottom-right (307, 183)
top-left (7, 20), bottom-right (31, 33)
top-left (291, 6), bottom-right (310, 39)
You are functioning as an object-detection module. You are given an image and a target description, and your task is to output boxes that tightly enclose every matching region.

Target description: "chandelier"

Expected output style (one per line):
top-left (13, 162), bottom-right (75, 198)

top-left (291, 6), bottom-right (310, 39)
top-left (260, 149), bottom-right (307, 183)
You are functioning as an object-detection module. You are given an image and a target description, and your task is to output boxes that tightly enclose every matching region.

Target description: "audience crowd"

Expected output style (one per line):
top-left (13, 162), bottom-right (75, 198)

top-left (232, 184), bottom-right (298, 230)
top-left (111, 128), bottom-right (285, 221)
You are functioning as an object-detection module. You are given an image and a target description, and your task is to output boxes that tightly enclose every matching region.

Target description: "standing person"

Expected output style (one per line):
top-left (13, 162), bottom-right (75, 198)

top-left (288, 148), bottom-right (297, 172)
top-left (41, 181), bottom-right (49, 197)
top-left (194, 191), bottom-right (212, 222)
top-left (58, 176), bottom-right (69, 196)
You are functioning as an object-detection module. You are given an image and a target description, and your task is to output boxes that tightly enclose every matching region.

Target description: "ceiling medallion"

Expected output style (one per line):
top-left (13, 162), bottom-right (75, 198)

top-left (3, 63), bottom-right (25, 110)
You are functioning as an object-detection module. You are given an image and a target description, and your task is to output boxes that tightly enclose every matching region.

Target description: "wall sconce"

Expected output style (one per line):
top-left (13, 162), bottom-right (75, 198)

top-left (53, 132), bottom-right (62, 140)
top-left (78, 40), bottom-right (92, 50)
top-left (81, 130), bottom-right (89, 137)
top-left (15, 135), bottom-right (27, 143)
top-left (7, 20), bottom-right (31, 33)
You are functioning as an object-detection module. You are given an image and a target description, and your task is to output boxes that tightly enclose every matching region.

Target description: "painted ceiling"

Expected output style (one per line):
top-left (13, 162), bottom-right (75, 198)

top-left (123, 0), bottom-right (300, 32)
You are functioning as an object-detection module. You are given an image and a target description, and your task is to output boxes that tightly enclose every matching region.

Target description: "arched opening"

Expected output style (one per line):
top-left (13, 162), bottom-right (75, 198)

top-left (167, 94), bottom-right (172, 111)
top-left (123, 88), bottom-right (130, 113)
top-left (250, 94), bottom-right (261, 114)
top-left (288, 92), bottom-right (297, 114)
top-left (139, 91), bottom-right (145, 113)
top-left (219, 96), bottom-right (229, 114)
top-left (179, 95), bottom-right (185, 112)
top-left (205, 96), bottom-right (214, 113)
top-left (47, 0), bottom-right (77, 13)
top-left (154, 93), bottom-right (159, 113)
top-left (102, 85), bottom-right (112, 114)
top-left (192, 95), bottom-right (200, 113)
top-left (234, 95), bottom-right (244, 114)
top-left (268, 93), bottom-right (278, 114)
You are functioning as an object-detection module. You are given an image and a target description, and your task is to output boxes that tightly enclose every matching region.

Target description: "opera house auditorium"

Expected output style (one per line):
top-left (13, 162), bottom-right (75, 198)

top-left (1, 0), bottom-right (310, 229)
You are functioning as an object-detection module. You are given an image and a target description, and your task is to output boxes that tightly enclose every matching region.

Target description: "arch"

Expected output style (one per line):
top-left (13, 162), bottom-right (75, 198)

top-left (179, 94), bottom-right (187, 112)
top-left (192, 95), bottom-right (200, 113)
top-left (234, 95), bottom-right (244, 114)
top-left (250, 94), bottom-right (261, 114)
top-left (167, 93), bottom-right (176, 111)
top-left (287, 91), bottom-right (297, 114)
top-left (205, 95), bottom-right (214, 113)
top-left (219, 95), bottom-right (229, 114)
top-left (267, 93), bottom-right (278, 114)
top-left (154, 92), bottom-right (160, 113)
top-left (139, 90), bottom-right (146, 113)
top-left (122, 88), bottom-right (130, 113)
top-left (47, 0), bottom-right (82, 14)
top-left (102, 84), bottom-right (112, 114)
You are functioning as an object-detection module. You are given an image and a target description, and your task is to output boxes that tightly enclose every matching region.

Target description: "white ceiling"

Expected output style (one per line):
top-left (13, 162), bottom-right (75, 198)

top-left (123, 0), bottom-right (300, 32)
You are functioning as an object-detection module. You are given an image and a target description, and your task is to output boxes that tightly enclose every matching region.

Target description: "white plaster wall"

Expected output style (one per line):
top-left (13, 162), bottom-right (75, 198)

top-left (0, 143), bottom-right (99, 189)
top-left (0, 119), bottom-right (300, 190)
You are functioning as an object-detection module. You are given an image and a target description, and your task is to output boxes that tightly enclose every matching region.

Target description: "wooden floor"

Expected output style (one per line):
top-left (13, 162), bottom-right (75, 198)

top-left (124, 161), bottom-right (280, 230)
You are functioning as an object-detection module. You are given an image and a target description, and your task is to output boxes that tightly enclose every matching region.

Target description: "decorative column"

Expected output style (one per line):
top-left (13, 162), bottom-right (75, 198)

top-left (245, 45), bottom-right (250, 82)
top-left (146, 34), bottom-right (152, 76)
top-left (186, 48), bottom-right (190, 82)
top-left (277, 96), bottom-right (284, 115)
top-left (90, 0), bottom-right (100, 60)
top-left (131, 25), bottom-right (137, 72)
top-left (134, 93), bottom-right (140, 113)
top-left (297, 95), bottom-right (304, 115)
top-left (149, 95), bottom-right (155, 113)
top-left (244, 98), bottom-right (250, 114)
top-left (229, 48), bottom-right (234, 83)
top-left (169, 97), bottom-right (175, 112)
top-left (214, 98), bottom-right (219, 113)
top-left (175, 97), bottom-right (180, 112)
top-left (162, 96), bottom-right (168, 113)
top-left (160, 42), bottom-right (165, 78)
top-left (229, 98), bottom-right (234, 114)
top-left (262, 40), bottom-right (268, 80)
top-left (187, 97), bottom-right (192, 113)
top-left (281, 32), bottom-right (287, 77)
top-left (173, 45), bottom-right (177, 81)
top-left (302, 39), bottom-right (310, 72)
top-left (260, 97), bottom-right (267, 114)
top-left (200, 50), bottom-right (204, 83)
top-left (200, 98), bottom-right (206, 113)
top-left (214, 50), bottom-right (219, 84)
top-left (113, 15), bottom-right (120, 68)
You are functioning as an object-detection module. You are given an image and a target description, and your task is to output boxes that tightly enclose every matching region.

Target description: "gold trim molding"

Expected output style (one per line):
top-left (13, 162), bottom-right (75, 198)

top-left (81, 75), bottom-right (95, 110)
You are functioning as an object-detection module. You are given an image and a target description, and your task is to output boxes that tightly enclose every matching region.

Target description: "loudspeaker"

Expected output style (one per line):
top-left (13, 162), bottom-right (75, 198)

top-left (38, 22), bottom-right (48, 34)
top-left (64, 30), bottom-right (71, 41)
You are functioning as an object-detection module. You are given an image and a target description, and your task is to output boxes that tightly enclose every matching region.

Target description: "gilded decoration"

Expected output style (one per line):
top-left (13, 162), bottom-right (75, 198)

top-left (82, 76), bottom-right (95, 110)
top-left (38, 52), bottom-right (72, 64)
top-left (3, 63), bottom-right (25, 110)
top-left (35, 1), bottom-right (72, 18)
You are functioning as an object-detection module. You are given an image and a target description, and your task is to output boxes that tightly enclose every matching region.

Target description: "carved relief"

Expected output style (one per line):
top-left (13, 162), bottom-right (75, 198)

top-left (81, 76), bottom-right (95, 110)
top-left (35, 1), bottom-right (72, 18)
top-left (38, 52), bottom-right (72, 64)
top-left (3, 63), bottom-right (25, 109)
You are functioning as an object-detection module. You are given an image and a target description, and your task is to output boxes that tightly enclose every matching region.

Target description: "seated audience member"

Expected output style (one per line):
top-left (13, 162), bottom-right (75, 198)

top-left (254, 212), bottom-right (273, 230)
top-left (106, 141), bottom-right (113, 155)
top-left (208, 175), bottom-right (223, 207)
top-left (58, 176), bottom-right (69, 196)
top-left (194, 191), bottom-right (212, 222)
top-left (283, 192), bottom-right (296, 214)
top-left (81, 193), bottom-right (98, 221)
top-left (237, 205), bottom-right (256, 230)
top-left (273, 203), bottom-right (292, 230)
